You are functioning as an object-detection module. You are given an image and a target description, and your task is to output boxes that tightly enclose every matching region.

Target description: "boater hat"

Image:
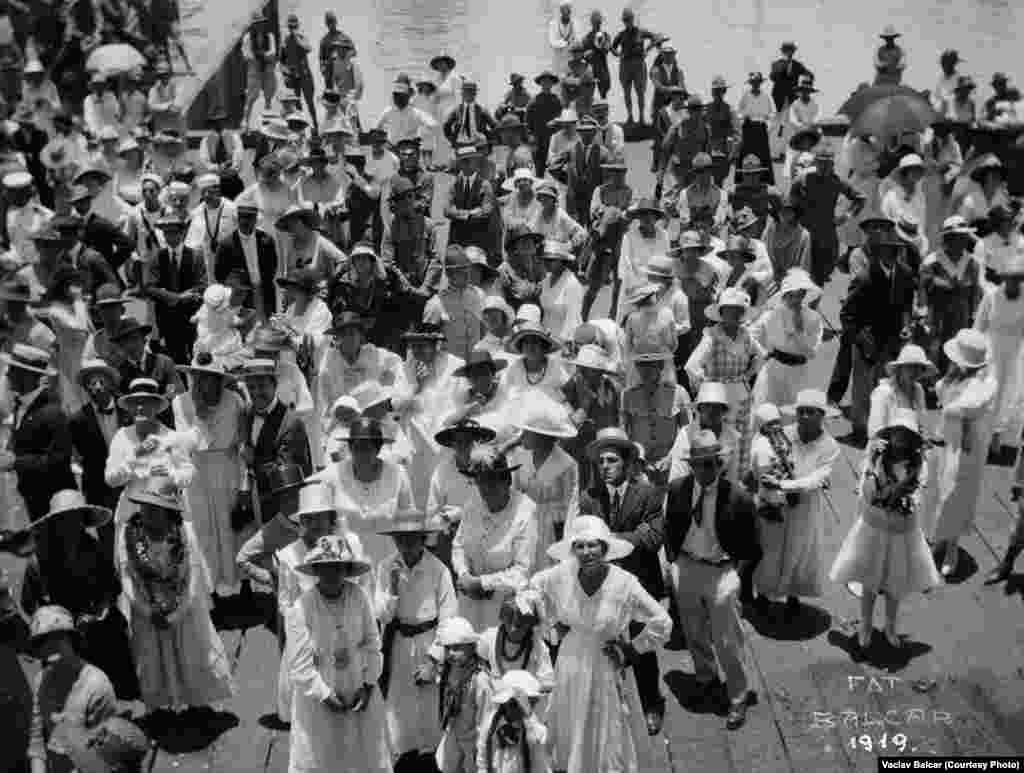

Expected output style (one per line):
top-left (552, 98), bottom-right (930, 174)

top-left (515, 393), bottom-right (577, 438)
top-left (377, 509), bottom-right (445, 536)
top-left (178, 350), bottom-right (234, 381)
top-left (705, 287), bottom-right (755, 322)
top-left (507, 322), bottom-right (560, 354)
top-left (435, 417), bottom-right (497, 447)
top-left (676, 429), bottom-right (731, 462)
top-left (44, 489), bottom-right (111, 530)
top-left (117, 377), bottom-right (169, 413)
top-left (128, 477), bottom-right (185, 512)
top-left (78, 358), bottom-right (119, 389)
top-left (1, 344), bottom-right (55, 376)
top-left (885, 344), bottom-right (937, 377)
top-left (295, 535), bottom-right (370, 577)
top-left (587, 427), bottom-right (636, 460)
top-left (547, 514), bottom-right (633, 562)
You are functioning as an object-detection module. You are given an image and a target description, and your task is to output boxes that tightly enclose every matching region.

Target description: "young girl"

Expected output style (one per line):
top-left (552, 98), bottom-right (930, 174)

top-left (191, 284), bottom-right (247, 371)
top-left (622, 282), bottom-right (677, 388)
top-left (436, 616), bottom-right (492, 773)
top-left (477, 593), bottom-right (554, 691)
top-left (499, 322), bottom-right (570, 404)
top-left (477, 670), bottom-right (552, 773)
top-left (538, 241), bottom-right (584, 343)
top-left (477, 296), bottom-right (516, 358)
top-left (829, 417), bottom-right (941, 652)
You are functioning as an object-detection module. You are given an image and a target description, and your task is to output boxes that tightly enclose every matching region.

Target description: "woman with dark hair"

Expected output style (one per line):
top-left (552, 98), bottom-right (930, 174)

top-left (762, 195), bottom-right (811, 281)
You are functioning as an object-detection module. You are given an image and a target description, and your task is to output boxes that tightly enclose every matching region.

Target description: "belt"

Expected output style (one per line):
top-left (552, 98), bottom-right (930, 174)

top-left (770, 349), bottom-right (808, 366)
top-left (681, 550), bottom-right (733, 568)
top-left (395, 618), bottom-right (439, 637)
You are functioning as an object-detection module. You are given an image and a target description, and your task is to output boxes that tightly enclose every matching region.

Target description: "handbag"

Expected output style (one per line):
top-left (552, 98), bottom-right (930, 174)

top-left (230, 489), bottom-right (256, 532)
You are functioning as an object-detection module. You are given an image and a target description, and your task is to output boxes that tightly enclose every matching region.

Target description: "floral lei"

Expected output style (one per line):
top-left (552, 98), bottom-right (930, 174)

top-left (125, 515), bottom-right (188, 615)
top-left (869, 447), bottom-right (923, 517)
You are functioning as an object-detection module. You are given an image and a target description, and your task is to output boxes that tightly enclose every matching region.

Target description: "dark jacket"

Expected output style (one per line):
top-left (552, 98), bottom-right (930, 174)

top-left (82, 213), bottom-right (136, 273)
top-left (444, 174), bottom-right (495, 251)
top-left (11, 390), bottom-right (76, 520)
top-left (664, 475), bottom-right (761, 564)
top-left (443, 102), bottom-right (497, 146)
top-left (580, 478), bottom-right (665, 596)
top-left (246, 402), bottom-right (312, 510)
top-left (214, 229), bottom-right (279, 317)
top-left (115, 348), bottom-right (182, 427)
top-left (65, 243), bottom-right (120, 295)
top-left (769, 57), bottom-right (811, 110)
top-left (839, 259), bottom-right (917, 363)
top-left (69, 402), bottom-right (130, 511)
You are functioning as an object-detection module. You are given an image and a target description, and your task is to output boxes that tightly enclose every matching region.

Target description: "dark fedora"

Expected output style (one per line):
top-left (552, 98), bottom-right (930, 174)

top-left (109, 316), bottom-right (152, 342)
top-left (435, 417), bottom-right (497, 447)
top-left (402, 321), bottom-right (446, 342)
top-left (453, 350), bottom-right (508, 379)
top-left (328, 311), bottom-right (372, 336)
top-left (346, 417), bottom-right (394, 444)
top-left (260, 462), bottom-right (311, 495)
top-left (92, 283), bottom-right (126, 308)
top-left (504, 224), bottom-right (544, 252)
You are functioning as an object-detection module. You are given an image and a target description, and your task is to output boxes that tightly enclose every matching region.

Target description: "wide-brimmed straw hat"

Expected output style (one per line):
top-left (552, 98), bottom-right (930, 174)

top-left (705, 287), bottom-right (755, 323)
top-left (676, 429), bottom-right (731, 462)
top-left (779, 268), bottom-right (823, 305)
top-left (507, 322), bottom-right (560, 354)
top-left (780, 388), bottom-right (841, 419)
top-left (541, 240), bottom-right (576, 264)
top-left (437, 616), bottom-right (479, 646)
top-left (586, 427), bottom-right (636, 460)
top-left (402, 321), bottom-right (446, 342)
top-left (695, 381), bottom-right (730, 408)
top-left (943, 328), bottom-right (990, 370)
top-left (515, 393), bottom-right (577, 438)
top-left (128, 477), bottom-right (184, 512)
top-left (547, 514), bottom-right (633, 562)
top-left (885, 344), bottom-right (938, 377)
top-left (290, 482), bottom-right (337, 520)
top-left (29, 605), bottom-right (76, 641)
top-left (570, 344), bottom-right (617, 375)
top-left (435, 417), bottom-right (497, 447)
top-left (969, 154), bottom-right (1006, 182)
top-left (178, 350), bottom-right (233, 381)
top-left (117, 377), bottom-right (170, 413)
top-left (939, 215), bottom-right (977, 244)
top-left (626, 282), bottom-right (661, 306)
top-left (275, 203), bottom-right (319, 230)
top-left (378, 510), bottom-right (446, 536)
top-left (1, 344), bottom-right (55, 376)
top-left (78, 359), bottom-right (119, 389)
top-left (453, 350), bottom-right (508, 379)
top-left (346, 417), bottom-right (394, 444)
top-left (44, 489), bottom-right (111, 529)
top-left (349, 380), bottom-right (393, 414)
top-left (295, 535), bottom-right (370, 577)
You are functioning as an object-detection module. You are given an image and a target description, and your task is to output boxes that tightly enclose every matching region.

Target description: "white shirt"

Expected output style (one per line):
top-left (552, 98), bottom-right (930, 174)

top-left (250, 397), bottom-right (279, 445)
top-left (606, 480), bottom-right (629, 510)
top-left (682, 477), bottom-right (726, 562)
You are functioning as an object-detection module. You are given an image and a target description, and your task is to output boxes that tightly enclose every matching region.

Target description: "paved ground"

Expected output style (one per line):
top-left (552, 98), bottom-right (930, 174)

top-left (6, 139), bottom-right (1023, 772)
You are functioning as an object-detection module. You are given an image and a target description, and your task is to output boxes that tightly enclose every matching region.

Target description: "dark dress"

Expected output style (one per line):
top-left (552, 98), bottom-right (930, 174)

top-left (21, 532), bottom-right (140, 700)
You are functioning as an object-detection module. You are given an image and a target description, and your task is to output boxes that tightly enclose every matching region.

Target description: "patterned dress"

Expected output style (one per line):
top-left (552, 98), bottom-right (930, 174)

top-left (684, 324), bottom-right (763, 475)
top-left (510, 445), bottom-right (580, 572)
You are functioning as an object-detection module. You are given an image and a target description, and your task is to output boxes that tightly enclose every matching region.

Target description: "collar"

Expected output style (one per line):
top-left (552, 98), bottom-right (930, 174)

top-left (693, 475), bottom-right (721, 503)
top-left (606, 480), bottom-right (629, 499)
top-left (16, 385), bottom-right (46, 413)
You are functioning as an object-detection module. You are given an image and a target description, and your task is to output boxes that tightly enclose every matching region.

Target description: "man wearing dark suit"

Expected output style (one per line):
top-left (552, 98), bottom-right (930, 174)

top-left (549, 115), bottom-right (610, 229)
top-left (444, 145), bottom-right (495, 253)
top-left (664, 429), bottom-right (761, 730)
top-left (242, 358), bottom-right (312, 520)
top-left (109, 317), bottom-right (183, 427)
top-left (442, 79), bottom-right (497, 147)
top-left (145, 214), bottom-right (207, 364)
top-left (215, 201), bottom-right (278, 321)
top-left (39, 219), bottom-right (120, 297)
top-left (0, 345), bottom-right (76, 523)
top-left (769, 41), bottom-right (811, 113)
top-left (62, 192), bottom-right (137, 276)
top-left (580, 427), bottom-right (666, 735)
top-left (69, 359), bottom-right (129, 559)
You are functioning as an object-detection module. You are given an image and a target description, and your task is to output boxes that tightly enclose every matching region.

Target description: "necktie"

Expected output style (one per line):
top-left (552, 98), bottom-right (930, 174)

top-left (694, 487), bottom-right (705, 525)
top-left (611, 490), bottom-right (621, 521)
top-left (462, 105), bottom-right (473, 139)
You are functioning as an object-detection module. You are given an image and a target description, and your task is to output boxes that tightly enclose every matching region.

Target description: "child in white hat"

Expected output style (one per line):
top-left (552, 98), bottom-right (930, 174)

top-left (435, 616), bottom-right (491, 773)
top-left (191, 284), bottom-right (247, 371)
top-left (476, 669), bottom-right (551, 773)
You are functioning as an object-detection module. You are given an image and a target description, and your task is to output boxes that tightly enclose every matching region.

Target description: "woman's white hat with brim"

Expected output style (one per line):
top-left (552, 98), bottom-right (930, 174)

top-left (695, 381), bottom-right (730, 408)
top-left (292, 481), bottom-right (339, 521)
top-left (778, 268), bottom-right (822, 305)
top-left (943, 328), bottom-right (990, 370)
top-left (515, 392), bottom-right (578, 438)
top-left (294, 534), bottom-right (370, 577)
top-left (705, 287), bottom-right (755, 323)
top-left (780, 388), bottom-right (841, 419)
top-left (491, 669), bottom-right (542, 709)
top-left (437, 616), bottom-right (479, 647)
top-left (885, 344), bottom-right (938, 377)
top-left (570, 344), bottom-right (617, 375)
top-left (117, 377), bottom-right (170, 414)
top-left (547, 514), bottom-right (633, 563)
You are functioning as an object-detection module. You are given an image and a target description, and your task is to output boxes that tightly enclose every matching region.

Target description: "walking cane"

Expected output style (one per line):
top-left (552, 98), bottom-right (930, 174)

top-left (664, 736), bottom-right (678, 773)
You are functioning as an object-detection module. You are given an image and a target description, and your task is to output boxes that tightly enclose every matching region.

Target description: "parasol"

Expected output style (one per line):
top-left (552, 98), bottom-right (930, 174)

top-left (85, 44), bottom-right (146, 77)
top-left (839, 84), bottom-right (940, 141)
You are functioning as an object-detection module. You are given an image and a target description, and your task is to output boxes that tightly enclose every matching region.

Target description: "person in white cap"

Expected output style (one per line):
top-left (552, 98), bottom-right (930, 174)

top-left (377, 78), bottom-right (438, 147)
top-left (82, 74), bottom-right (121, 138)
top-left (668, 380), bottom-right (740, 483)
top-left (973, 253), bottom-right (1024, 457)
top-left (3, 170), bottom-right (52, 266)
top-left (184, 173), bottom-right (238, 278)
top-left (529, 515), bottom-right (670, 766)
top-left (880, 153), bottom-right (927, 235)
top-left (433, 616), bottom-right (491, 773)
top-left (930, 329), bottom-right (998, 577)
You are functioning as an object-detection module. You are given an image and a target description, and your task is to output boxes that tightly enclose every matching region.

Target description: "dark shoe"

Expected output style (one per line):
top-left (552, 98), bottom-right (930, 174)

top-left (645, 706), bottom-right (665, 735)
top-left (692, 678), bottom-right (726, 711)
top-left (984, 563), bottom-right (1013, 585)
top-left (726, 697), bottom-right (749, 730)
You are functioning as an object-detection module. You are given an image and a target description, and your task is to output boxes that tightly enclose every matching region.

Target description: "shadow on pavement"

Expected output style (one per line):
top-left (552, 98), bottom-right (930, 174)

top-left (745, 601), bottom-right (832, 641)
top-left (827, 629), bottom-right (932, 672)
top-left (138, 706), bottom-right (240, 754)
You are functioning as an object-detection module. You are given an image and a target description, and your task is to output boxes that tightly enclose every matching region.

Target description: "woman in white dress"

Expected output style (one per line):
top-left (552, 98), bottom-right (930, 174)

top-left (528, 516), bottom-right (671, 773)
top-left (499, 322), bottom-right (571, 405)
top-left (509, 391), bottom-right (579, 571)
top-left (104, 378), bottom-right (195, 535)
top-left (880, 154), bottom-right (927, 236)
top-left (749, 268), bottom-right (823, 411)
top-left (37, 268), bottom-right (92, 415)
top-left (173, 354), bottom-right (246, 597)
top-left (285, 534), bottom-right (391, 773)
top-left (930, 329), bottom-right (998, 577)
top-left (313, 417), bottom-right (414, 569)
top-left (431, 53), bottom-right (460, 167)
top-left (539, 241), bottom-right (584, 343)
top-left (452, 447), bottom-right (538, 632)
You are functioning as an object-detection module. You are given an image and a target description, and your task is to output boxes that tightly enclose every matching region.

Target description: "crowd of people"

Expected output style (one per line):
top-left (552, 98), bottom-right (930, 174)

top-left (0, 3), bottom-right (1023, 773)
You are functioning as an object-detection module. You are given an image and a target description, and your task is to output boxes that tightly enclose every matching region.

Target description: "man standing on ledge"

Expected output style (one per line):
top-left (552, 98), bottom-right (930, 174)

top-left (611, 7), bottom-right (657, 126)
